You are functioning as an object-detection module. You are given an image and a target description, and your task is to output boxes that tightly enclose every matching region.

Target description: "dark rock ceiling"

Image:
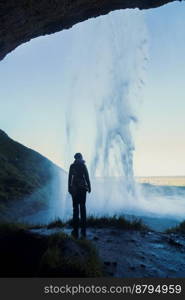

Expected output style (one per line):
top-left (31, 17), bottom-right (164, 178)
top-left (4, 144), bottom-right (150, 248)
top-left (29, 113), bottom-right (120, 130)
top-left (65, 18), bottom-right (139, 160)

top-left (0, 0), bottom-right (180, 61)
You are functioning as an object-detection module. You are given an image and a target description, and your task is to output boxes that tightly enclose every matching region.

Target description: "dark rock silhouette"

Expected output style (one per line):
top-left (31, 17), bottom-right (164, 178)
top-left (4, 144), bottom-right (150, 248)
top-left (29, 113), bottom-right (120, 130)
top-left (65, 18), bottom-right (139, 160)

top-left (0, 223), bottom-right (102, 277)
top-left (0, 0), bottom-right (180, 61)
top-left (0, 129), bottom-right (63, 220)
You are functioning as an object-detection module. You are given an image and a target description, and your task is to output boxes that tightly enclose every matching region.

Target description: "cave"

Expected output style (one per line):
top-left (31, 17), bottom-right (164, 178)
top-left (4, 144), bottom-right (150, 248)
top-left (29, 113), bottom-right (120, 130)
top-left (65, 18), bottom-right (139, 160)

top-left (1, 1), bottom-right (185, 281)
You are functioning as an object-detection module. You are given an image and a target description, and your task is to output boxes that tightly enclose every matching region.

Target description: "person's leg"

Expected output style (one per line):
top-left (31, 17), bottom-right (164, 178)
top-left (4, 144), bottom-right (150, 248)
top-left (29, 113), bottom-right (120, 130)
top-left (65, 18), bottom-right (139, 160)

top-left (79, 191), bottom-right (87, 237)
top-left (72, 195), bottom-right (80, 238)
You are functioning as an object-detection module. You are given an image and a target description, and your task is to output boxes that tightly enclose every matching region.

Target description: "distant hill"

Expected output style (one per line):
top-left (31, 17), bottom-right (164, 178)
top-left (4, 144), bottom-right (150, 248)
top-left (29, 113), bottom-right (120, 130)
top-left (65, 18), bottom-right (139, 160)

top-left (0, 129), bottom-right (65, 221)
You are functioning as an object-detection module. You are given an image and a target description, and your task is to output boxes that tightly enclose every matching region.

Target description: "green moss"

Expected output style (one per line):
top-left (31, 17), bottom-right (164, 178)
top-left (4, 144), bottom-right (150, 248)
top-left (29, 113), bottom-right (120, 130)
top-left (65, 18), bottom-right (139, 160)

top-left (76, 238), bottom-right (103, 277)
top-left (40, 232), bottom-right (102, 277)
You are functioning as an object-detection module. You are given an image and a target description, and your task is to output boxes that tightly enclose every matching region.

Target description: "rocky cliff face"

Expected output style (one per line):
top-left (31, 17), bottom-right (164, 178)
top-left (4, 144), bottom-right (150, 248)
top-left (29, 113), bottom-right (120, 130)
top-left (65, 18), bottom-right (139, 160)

top-left (0, 129), bottom-right (63, 221)
top-left (0, 0), bottom-right (179, 61)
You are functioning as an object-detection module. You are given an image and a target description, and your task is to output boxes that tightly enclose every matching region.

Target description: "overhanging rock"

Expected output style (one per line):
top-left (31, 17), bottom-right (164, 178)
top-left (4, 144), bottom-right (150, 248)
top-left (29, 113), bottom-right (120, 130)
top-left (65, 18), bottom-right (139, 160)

top-left (0, 0), bottom-right (180, 61)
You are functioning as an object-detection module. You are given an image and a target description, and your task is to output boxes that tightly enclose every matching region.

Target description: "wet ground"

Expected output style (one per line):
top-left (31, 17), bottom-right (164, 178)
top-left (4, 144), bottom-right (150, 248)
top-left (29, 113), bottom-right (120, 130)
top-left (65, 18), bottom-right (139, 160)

top-left (30, 226), bottom-right (185, 278)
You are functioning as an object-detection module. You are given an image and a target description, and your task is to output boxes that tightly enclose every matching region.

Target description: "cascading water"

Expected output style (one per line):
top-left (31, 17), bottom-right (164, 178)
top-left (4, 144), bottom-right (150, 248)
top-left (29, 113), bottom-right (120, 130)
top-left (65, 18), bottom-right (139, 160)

top-left (48, 9), bottom-right (185, 225)
top-left (57, 9), bottom-right (148, 219)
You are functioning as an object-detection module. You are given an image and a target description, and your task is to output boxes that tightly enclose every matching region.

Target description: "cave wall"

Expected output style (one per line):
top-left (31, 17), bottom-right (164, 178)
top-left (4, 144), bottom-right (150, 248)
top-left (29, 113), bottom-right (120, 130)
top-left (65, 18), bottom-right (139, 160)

top-left (0, 0), bottom-right (180, 61)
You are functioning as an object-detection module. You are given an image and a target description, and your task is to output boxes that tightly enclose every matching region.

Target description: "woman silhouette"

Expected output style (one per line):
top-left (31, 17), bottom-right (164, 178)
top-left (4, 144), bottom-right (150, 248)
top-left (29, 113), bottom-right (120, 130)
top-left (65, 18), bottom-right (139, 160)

top-left (68, 153), bottom-right (91, 238)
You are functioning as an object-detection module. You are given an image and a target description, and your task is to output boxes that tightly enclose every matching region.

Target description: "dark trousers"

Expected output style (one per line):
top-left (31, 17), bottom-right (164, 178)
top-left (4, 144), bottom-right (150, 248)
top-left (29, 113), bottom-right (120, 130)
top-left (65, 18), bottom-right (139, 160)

top-left (72, 189), bottom-right (87, 233)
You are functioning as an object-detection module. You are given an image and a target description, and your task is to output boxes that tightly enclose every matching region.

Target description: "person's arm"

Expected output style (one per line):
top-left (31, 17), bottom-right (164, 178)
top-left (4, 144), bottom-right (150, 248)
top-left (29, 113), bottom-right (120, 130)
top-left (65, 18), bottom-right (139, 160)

top-left (84, 165), bottom-right (91, 193)
top-left (68, 165), bottom-right (73, 193)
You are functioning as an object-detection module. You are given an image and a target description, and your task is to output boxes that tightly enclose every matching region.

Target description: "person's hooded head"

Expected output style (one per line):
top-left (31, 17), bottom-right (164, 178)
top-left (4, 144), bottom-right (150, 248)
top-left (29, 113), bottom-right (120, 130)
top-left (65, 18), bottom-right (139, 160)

top-left (74, 153), bottom-right (85, 163)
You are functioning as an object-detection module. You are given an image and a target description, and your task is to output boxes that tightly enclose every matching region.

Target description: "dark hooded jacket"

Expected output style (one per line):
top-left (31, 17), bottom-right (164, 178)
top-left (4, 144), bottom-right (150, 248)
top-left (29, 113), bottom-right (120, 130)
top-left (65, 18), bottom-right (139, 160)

top-left (68, 159), bottom-right (91, 194)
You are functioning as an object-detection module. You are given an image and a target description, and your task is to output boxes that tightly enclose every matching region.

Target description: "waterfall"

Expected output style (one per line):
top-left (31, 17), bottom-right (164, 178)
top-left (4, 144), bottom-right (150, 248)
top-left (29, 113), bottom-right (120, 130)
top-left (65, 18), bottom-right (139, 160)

top-left (57, 9), bottom-right (148, 218)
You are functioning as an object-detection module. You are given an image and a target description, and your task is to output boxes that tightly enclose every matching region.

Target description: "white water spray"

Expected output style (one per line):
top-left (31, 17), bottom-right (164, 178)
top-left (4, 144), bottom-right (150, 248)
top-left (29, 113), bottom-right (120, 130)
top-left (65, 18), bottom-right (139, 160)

top-left (57, 9), bottom-right (148, 218)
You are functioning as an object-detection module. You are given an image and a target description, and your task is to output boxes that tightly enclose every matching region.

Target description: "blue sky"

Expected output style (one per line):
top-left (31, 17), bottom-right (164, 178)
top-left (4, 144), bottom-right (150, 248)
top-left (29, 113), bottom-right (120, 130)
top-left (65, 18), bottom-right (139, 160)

top-left (0, 1), bottom-right (185, 176)
top-left (133, 2), bottom-right (185, 176)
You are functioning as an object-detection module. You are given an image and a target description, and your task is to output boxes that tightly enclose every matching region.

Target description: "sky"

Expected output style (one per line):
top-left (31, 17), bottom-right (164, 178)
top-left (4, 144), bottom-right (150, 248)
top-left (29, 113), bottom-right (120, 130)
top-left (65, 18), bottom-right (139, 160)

top-left (133, 2), bottom-right (185, 176)
top-left (0, 1), bottom-right (185, 177)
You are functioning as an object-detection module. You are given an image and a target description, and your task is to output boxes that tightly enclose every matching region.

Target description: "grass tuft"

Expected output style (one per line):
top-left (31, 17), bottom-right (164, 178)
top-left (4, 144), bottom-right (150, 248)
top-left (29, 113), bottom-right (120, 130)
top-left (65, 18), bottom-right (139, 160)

top-left (166, 220), bottom-right (185, 234)
top-left (47, 218), bottom-right (65, 229)
top-left (68, 215), bottom-right (149, 231)
top-left (0, 221), bottom-right (28, 235)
